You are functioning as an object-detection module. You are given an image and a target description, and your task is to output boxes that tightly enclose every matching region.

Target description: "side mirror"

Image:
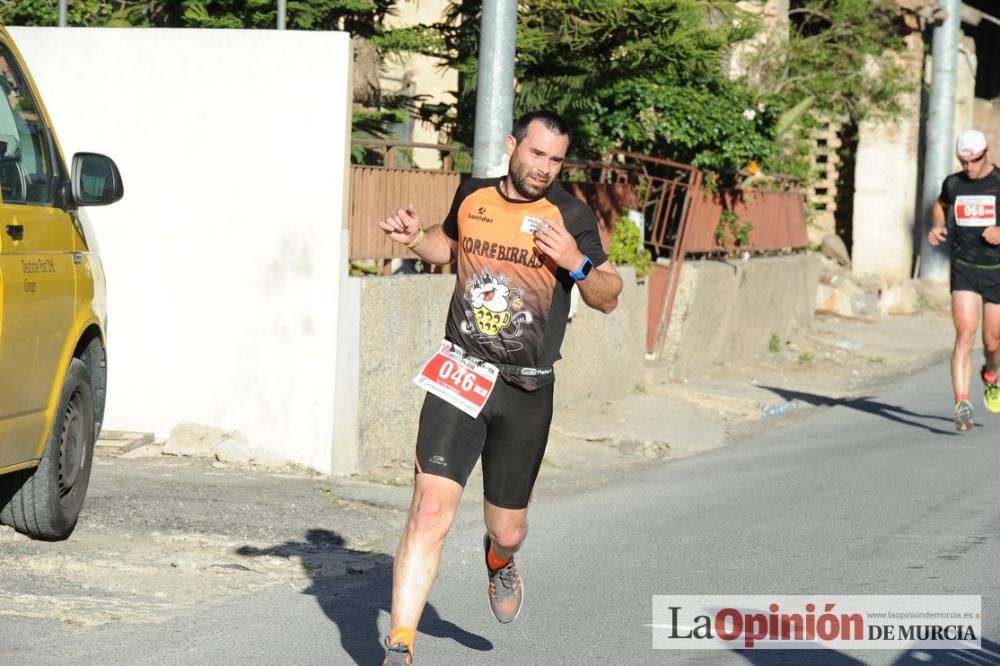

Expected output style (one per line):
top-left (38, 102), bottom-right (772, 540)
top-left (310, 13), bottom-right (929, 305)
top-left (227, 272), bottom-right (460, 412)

top-left (71, 152), bottom-right (123, 206)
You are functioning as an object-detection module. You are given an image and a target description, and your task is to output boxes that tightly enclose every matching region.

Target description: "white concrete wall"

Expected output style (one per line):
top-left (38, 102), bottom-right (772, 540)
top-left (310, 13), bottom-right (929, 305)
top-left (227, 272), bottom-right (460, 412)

top-left (851, 35), bottom-right (922, 282)
top-left (10, 27), bottom-right (355, 473)
top-left (851, 114), bottom-right (921, 282)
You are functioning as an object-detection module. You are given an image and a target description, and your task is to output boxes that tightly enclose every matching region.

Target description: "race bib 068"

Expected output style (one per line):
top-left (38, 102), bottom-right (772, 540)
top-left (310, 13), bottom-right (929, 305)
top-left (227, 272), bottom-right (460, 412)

top-left (955, 195), bottom-right (997, 227)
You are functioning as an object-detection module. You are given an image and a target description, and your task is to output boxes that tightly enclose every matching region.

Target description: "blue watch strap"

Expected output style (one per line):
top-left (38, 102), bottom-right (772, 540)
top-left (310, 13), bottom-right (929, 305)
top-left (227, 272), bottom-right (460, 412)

top-left (570, 255), bottom-right (593, 281)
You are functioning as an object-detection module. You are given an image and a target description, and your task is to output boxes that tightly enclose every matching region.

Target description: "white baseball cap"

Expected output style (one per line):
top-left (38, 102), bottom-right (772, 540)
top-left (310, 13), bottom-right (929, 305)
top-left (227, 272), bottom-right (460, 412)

top-left (956, 129), bottom-right (988, 157)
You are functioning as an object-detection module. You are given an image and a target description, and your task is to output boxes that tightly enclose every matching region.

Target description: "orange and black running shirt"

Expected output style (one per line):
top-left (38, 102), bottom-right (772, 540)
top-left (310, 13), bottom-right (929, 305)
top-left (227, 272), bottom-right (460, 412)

top-left (441, 176), bottom-right (608, 391)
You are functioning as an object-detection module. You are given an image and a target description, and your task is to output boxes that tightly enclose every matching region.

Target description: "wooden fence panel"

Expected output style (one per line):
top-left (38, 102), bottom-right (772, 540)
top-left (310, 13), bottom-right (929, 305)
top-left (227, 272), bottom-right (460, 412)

top-left (349, 166), bottom-right (462, 260)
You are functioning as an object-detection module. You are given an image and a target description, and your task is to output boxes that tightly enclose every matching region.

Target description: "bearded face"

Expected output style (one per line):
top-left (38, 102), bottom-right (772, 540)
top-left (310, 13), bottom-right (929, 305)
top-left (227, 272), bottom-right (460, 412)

top-left (508, 153), bottom-right (554, 199)
top-left (504, 120), bottom-right (569, 200)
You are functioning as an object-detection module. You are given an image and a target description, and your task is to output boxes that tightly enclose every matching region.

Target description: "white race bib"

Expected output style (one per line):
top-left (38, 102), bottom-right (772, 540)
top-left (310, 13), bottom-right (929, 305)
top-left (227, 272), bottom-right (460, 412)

top-left (413, 340), bottom-right (498, 418)
top-left (954, 195), bottom-right (997, 227)
top-left (520, 216), bottom-right (549, 235)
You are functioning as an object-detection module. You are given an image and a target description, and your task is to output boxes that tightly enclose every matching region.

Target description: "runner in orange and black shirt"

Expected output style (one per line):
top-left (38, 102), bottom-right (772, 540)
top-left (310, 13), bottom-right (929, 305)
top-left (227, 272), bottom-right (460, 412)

top-left (928, 129), bottom-right (1000, 431)
top-left (443, 173), bottom-right (609, 389)
top-left (378, 110), bottom-right (623, 665)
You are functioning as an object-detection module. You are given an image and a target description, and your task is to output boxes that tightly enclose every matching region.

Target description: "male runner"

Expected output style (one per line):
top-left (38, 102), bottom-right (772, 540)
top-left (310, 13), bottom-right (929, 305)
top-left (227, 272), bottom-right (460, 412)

top-left (378, 110), bottom-right (623, 664)
top-left (927, 129), bottom-right (1000, 431)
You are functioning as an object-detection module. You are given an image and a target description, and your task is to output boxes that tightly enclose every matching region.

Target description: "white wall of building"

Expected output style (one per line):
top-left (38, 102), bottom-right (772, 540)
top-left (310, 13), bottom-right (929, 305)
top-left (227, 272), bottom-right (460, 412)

top-left (851, 35), bottom-right (923, 282)
top-left (851, 115), bottom-right (921, 283)
top-left (10, 27), bottom-right (356, 473)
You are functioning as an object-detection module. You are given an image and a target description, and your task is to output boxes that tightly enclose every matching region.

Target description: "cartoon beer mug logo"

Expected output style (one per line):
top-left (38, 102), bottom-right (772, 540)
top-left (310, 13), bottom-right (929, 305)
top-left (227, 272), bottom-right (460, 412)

top-left (467, 270), bottom-right (514, 336)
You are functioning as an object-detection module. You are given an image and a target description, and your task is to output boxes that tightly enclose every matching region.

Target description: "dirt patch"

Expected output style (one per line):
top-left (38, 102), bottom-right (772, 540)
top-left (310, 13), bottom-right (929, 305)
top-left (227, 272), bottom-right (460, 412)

top-left (0, 456), bottom-right (403, 626)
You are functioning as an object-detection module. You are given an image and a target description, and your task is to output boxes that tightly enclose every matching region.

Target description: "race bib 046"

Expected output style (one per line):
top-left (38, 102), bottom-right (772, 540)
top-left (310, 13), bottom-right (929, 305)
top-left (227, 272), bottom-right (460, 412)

top-left (413, 340), bottom-right (498, 419)
top-left (954, 195), bottom-right (997, 227)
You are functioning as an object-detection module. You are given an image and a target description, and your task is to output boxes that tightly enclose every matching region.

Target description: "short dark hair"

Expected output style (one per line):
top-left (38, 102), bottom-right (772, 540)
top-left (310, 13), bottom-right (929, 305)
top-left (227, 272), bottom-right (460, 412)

top-left (511, 110), bottom-right (571, 145)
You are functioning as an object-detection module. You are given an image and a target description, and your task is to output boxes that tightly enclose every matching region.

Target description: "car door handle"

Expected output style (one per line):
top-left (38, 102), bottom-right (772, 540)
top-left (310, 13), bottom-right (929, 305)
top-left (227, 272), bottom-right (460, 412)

top-left (5, 223), bottom-right (23, 239)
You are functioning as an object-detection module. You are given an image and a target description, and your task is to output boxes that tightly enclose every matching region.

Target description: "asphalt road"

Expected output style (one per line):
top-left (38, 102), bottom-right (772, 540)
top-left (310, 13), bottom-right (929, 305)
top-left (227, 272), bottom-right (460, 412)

top-left (2, 361), bottom-right (997, 665)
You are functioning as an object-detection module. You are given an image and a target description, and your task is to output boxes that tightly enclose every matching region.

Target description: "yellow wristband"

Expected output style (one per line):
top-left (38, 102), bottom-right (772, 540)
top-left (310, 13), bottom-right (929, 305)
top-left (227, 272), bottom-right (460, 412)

top-left (404, 228), bottom-right (425, 250)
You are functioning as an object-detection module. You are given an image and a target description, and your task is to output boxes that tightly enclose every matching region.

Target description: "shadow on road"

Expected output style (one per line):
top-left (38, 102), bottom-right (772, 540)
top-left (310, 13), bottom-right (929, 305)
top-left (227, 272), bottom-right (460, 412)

top-left (729, 636), bottom-right (998, 664)
top-left (892, 637), bottom-right (1000, 663)
top-left (238, 528), bottom-right (492, 665)
top-left (759, 385), bottom-right (969, 436)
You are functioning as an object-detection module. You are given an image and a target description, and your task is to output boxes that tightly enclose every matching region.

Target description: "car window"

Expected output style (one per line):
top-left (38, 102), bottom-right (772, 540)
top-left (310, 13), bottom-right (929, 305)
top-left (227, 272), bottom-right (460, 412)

top-left (0, 45), bottom-right (53, 206)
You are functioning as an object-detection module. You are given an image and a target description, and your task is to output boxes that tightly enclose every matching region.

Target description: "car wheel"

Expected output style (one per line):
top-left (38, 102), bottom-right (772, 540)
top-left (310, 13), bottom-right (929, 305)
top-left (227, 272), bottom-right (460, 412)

top-left (0, 358), bottom-right (96, 540)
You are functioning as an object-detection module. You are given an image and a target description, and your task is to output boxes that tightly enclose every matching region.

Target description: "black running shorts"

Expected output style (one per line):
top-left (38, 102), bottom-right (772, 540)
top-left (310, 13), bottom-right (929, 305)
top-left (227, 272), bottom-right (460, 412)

top-left (414, 378), bottom-right (554, 510)
top-left (951, 259), bottom-right (1000, 304)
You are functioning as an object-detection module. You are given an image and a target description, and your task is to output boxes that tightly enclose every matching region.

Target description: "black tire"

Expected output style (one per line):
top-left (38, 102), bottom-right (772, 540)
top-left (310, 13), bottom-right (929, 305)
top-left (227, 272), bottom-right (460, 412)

top-left (79, 336), bottom-right (107, 437)
top-left (0, 359), bottom-right (96, 540)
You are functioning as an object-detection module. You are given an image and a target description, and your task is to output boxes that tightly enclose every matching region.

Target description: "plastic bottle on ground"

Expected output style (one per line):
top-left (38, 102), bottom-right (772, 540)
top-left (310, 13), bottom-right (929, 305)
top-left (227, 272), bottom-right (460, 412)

top-left (762, 400), bottom-right (799, 418)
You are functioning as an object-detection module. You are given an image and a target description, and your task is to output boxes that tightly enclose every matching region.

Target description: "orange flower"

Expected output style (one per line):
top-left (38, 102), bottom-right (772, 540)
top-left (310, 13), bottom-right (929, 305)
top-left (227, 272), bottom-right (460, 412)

top-left (746, 160), bottom-right (760, 175)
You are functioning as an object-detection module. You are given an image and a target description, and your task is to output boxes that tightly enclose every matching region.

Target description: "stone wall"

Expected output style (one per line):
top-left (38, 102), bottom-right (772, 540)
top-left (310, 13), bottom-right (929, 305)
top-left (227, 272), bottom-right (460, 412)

top-left (661, 254), bottom-right (821, 379)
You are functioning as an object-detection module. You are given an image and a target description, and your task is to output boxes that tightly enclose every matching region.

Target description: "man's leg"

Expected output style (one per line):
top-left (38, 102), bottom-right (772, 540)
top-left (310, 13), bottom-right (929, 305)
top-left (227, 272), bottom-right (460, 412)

top-left (980, 300), bottom-right (1000, 412)
top-left (384, 475), bottom-right (460, 666)
top-left (984, 303), bottom-right (1000, 370)
top-left (952, 290), bottom-right (981, 430)
top-left (389, 473), bottom-right (464, 644)
top-left (952, 290), bottom-right (982, 398)
top-left (482, 501), bottom-right (529, 623)
top-left (387, 391), bottom-right (487, 660)
top-left (484, 501), bottom-right (529, 563)
top-left (477, 381), bottom-right (553, 623)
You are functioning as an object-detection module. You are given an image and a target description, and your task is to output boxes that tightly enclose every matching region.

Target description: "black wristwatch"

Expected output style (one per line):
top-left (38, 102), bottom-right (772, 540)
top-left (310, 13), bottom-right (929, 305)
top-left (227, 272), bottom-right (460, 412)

top-left (569, 256), bottom-right (593, 281)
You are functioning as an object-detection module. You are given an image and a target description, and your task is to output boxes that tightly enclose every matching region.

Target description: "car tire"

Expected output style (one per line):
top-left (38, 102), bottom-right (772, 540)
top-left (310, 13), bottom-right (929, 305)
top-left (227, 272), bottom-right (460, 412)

top-left (0, 358), bottom-right (96, 540)
top-left (79, 336), bottom-right (107, 437)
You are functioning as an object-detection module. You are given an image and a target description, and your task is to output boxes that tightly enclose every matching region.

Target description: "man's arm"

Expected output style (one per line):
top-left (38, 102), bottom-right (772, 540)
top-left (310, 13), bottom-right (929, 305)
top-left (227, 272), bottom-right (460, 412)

top-left (928, 200), bottom-right (948, 246)
top-left (577, 261), bottom-right (622, 314)
top-left (531, 216), bottom-right (623, 314)
top-left (379, 205), bottom-right (457, 265)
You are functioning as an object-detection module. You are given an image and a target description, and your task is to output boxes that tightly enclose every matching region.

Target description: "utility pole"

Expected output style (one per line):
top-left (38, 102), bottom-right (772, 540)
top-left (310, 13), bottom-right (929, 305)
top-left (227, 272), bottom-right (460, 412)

top-left (472, 0), bottom-right (517, 178)
top-left (277, 0), bottom-right (286, 30)
top-left (58, 0), bottom-right (67, 27)
top-left (918, 0), bottom-right (960, 280)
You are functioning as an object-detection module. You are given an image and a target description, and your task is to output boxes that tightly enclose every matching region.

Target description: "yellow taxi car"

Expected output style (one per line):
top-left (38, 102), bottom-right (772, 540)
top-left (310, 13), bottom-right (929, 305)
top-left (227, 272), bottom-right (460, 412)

top-left (0, 27), bottom-right (122, 540)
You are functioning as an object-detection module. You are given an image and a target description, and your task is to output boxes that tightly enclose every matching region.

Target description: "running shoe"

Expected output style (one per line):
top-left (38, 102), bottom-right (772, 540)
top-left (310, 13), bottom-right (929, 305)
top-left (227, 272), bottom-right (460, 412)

top-left (382, 640), bottom-right (412, 666)
top-left (954, 399), bottom-right (975, 432)
top-left (981, 366), bottom-right (1000, 414)
top-left (484, 532), bottom-right (523, 623)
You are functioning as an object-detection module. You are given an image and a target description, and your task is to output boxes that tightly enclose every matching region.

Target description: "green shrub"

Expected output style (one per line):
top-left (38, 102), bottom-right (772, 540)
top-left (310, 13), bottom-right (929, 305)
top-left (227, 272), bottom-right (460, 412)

top-left (609, 211), bottom-right (653, 278)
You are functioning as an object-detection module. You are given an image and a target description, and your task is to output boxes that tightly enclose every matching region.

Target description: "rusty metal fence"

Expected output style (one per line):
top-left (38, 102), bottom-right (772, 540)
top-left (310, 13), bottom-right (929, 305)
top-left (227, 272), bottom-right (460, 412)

top-left (682, 185), bottom-right (809, 253)
top-left (608, 153), bottom-right (703, 355)
top-left (609, 152), bottom-right (808, 355)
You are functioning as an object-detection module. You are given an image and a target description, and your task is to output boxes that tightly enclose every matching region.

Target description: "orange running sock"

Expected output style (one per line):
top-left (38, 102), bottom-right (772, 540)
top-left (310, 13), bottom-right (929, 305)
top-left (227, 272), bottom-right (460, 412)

top-left (389, 627), bottom-right (415, 652)
top-left (985, 370), bottom-right (998, 384)
top-left (487, 545), bottom-right (511, 571)
top-left (956, 393), bottom-right (969, 402)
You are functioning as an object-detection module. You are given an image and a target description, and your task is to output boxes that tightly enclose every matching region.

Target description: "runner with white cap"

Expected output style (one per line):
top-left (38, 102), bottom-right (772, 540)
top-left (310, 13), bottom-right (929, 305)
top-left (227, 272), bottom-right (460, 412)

top-left (928, 129), bottom-right (1000, 430)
